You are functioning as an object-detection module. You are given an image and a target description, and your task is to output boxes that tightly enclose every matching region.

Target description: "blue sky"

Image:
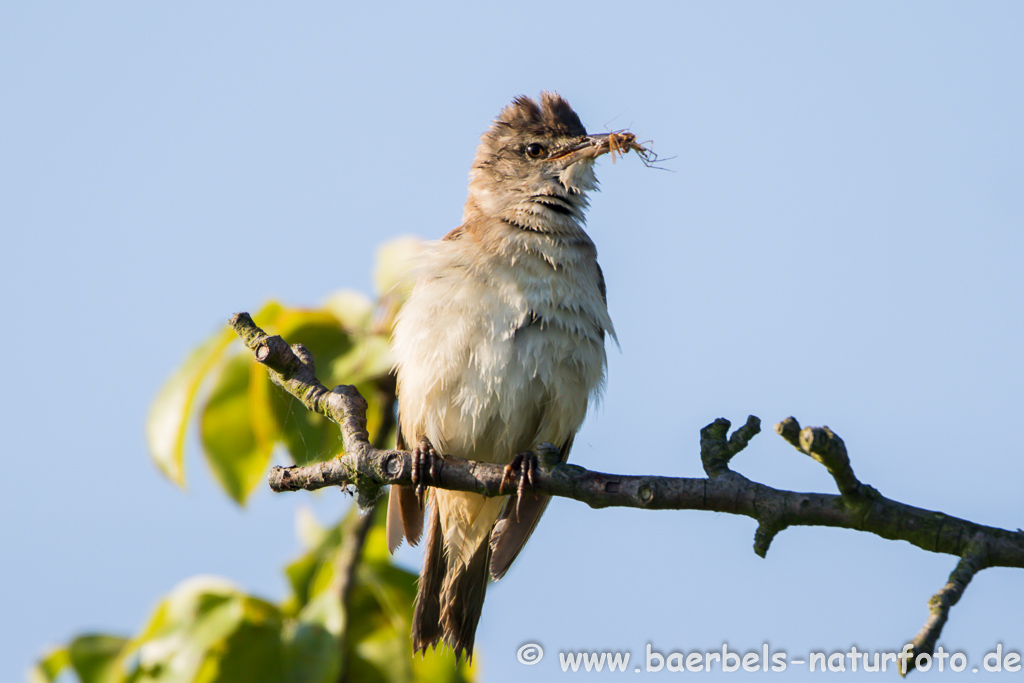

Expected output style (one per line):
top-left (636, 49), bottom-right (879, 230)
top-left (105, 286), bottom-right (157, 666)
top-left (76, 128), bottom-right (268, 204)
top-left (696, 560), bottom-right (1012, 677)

top-left (2, 2), bottom-right (1022, 680)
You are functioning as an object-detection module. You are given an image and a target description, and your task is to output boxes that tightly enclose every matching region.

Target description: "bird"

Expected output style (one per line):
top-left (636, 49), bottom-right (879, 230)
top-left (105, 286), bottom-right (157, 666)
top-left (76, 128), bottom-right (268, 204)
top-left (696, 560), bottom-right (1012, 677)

top-left (386, 91), bottom-right (622, 662)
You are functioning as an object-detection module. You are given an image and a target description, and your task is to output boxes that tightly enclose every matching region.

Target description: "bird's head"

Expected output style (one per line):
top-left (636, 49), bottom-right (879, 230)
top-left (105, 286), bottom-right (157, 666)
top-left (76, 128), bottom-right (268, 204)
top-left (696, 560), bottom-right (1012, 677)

top-left (464, 92), bottom-right (621, 231)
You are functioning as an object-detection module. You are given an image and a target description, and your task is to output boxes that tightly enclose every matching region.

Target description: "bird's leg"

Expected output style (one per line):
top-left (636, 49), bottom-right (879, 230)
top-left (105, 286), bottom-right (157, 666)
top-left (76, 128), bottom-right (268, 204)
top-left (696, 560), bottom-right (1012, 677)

top-left (501, 450), bottom-right (539, 520)
top-left (412, 437), bottom-right (442, 509)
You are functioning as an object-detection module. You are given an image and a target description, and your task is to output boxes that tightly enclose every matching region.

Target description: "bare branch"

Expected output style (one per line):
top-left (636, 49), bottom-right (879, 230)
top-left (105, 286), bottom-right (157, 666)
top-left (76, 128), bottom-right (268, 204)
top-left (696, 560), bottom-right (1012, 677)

top-left (776, 417), bottom-right (864, 498)
top-left (229, 311), bottom-right (1024, 673)
top-left (904, 533), bottom-right (991, 674)
top-left (700, 415), bottom-right (761, 476)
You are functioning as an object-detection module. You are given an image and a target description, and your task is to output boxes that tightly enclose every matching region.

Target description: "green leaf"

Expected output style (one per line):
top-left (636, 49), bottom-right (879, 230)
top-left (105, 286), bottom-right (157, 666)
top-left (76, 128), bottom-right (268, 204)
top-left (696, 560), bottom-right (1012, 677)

top-left (282, 589), bottom-right (343, 683)
top-left (68, 634), bottom-right (129, 683)
top-left (296, 583), bottom-right (344, 636)
top-left (328, 334), bottom-right (393, 387)
top-left (373, 236), bottom-right (422, 298)
top-left (283, 553), bottom-right (320, 615)
top-left (28, 646), bottom-right (70, 683)
top-left (199, 355), bottom-right (274, 504)
top-left (265, 311), bottom-right (352, 465)
top-left (146, 327), bottom-right (234, 486)
top-left (132, 577), bottom-right (278, 682)
top-left (142, 576), bottom-right (243, 636)
top-left (373, 236), bottom-right (423, 332)
top-left (351, 627), bottom-right (411, 683)
top-left (322, 289), bottom-right (374, 332)
top-left (283, 510), bottom-right (345, 611)
top-left (410, 648), bottom-right (476, 683)
top-left (274, 310), bottom-right (351, 365)
top-left (259, 508), bottom-right (347, 682)
top-left (270, 392), bottom-right (340, 466)
top-left (146, 301), bottom-right (283, 488)
top-left (193, 598), bottom-right (286, 683)
top-left (295, 506), bottom-right (327, 550)
top-left (326, 335), bottom-right (395, 451)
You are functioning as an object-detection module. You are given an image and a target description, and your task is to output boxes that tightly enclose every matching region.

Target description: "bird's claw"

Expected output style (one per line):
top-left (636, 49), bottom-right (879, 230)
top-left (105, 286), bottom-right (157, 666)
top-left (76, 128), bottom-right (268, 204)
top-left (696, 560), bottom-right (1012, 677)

top-left (501, 450), bottom-right (539, 520)
top-left (412, 437), bottom-right (441, 509)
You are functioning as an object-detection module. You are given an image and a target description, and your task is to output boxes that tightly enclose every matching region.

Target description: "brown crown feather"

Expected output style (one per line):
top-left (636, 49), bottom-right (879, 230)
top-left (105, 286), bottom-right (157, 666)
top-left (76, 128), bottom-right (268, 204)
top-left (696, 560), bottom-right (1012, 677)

top-left (493, 91), bottom-right (587, 138)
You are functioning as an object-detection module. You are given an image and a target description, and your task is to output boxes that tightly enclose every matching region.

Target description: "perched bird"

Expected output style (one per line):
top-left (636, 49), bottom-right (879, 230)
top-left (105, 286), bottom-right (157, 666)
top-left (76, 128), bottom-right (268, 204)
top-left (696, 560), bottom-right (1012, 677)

top-left (387, 92), bottom-right (624, 661)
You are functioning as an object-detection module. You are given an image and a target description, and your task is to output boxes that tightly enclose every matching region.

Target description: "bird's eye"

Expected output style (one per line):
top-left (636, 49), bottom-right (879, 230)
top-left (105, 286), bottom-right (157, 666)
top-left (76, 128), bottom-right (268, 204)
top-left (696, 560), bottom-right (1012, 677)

top-left (525, 143), bottom-right (547, 159)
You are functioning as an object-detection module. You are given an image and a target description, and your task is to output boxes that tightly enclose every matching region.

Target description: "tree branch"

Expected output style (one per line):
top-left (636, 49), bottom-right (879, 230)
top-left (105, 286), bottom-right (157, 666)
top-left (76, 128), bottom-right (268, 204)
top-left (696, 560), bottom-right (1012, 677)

top-left (904, 533), bottom-right (991, 674)
top-left (229, 311), bottom-right (1024, 669)
top-left (336, 503), bottom-right (377, 683)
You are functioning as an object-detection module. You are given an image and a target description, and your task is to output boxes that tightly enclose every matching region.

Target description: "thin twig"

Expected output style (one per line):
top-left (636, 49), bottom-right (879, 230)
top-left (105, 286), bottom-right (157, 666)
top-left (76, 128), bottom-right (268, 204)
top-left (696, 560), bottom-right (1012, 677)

top-left (903, 534), bottom-right (991, 675)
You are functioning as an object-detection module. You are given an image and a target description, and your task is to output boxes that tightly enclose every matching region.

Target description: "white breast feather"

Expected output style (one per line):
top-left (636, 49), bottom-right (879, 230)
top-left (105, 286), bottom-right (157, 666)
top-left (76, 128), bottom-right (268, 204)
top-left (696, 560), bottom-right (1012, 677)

top-left (391, 232), bottom-right (612, 566)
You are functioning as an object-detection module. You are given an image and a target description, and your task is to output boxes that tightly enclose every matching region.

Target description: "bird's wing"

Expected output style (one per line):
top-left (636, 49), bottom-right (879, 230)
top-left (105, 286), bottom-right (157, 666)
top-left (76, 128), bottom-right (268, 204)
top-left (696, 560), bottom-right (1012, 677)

top-left (487, 436), bottom-right (573, 579)
top-left (386, 423), bottom-right (425, 552)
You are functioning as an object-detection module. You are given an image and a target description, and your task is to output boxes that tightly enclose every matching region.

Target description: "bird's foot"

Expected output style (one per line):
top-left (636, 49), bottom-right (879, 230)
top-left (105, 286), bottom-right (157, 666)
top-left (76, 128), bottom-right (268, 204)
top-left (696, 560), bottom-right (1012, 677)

top-left (412, 437), bottom-right (442, 509)
top-left (501, 450), bottom-right (540, 520)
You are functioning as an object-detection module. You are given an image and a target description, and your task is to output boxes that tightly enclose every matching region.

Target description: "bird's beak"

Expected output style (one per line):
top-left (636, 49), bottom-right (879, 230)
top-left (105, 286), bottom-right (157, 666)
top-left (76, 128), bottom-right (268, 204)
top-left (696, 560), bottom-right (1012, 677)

top-left (550, 132), bottom-right (639, 163)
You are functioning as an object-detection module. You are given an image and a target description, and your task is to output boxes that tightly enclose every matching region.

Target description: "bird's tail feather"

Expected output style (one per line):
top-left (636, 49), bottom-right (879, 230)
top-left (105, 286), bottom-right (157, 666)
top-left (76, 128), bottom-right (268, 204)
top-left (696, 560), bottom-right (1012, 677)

top-left (440, 534), bottom-right (490, 662)
top-left (411, 492), bottom-right (492, 663)
top-left (412, 497), bottom-right (445, 654)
